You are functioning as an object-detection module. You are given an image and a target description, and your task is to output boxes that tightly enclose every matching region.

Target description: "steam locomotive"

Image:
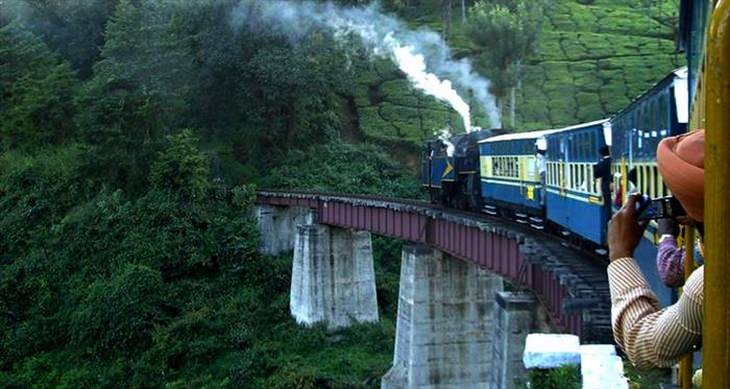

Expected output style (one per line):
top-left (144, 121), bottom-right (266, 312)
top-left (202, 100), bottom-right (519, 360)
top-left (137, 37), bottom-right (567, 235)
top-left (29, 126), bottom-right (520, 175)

top-left (422, 68), bottom-right (689, 306)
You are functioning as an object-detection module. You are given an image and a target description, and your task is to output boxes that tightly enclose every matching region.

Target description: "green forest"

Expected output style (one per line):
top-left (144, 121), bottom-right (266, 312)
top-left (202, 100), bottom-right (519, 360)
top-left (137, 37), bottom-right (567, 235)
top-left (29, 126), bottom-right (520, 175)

top-left (0, 0), bottom-right (678, 387)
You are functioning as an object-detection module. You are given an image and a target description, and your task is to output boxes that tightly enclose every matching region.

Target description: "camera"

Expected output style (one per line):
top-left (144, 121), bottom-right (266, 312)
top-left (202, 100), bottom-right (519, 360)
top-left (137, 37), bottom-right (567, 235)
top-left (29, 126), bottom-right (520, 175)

top-left (635, 195), bottom-right (687, 221)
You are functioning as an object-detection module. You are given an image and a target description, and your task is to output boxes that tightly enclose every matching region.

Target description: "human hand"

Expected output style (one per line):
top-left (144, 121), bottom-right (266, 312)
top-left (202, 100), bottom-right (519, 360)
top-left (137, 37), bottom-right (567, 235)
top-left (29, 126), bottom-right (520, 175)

top-left (608, 194), bottom-right (649, 261)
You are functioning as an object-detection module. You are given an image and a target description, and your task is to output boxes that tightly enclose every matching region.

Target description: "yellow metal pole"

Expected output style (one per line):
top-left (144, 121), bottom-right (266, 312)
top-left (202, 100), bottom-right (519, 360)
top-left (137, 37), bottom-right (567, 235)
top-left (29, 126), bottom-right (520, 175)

top-left (679, 227), bottom-right (695, 389)
top-left (704, 2), bottom-right (730, 388)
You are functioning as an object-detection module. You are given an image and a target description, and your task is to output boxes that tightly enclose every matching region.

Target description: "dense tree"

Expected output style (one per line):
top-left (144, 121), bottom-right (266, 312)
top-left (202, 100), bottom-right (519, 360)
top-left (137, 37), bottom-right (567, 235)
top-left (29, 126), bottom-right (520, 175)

top-left (466, 0), bottom-right (543, 127)
top-left (0, 23), bottom-right (78, 150)
top-left (74, 0), bottom-right (193, 193)
top-left (150, 130), bottom-right (210, 201)
top-left (3, 0), bottom-right (118, 78)
top-left (243, 36), bottom-right (353, 151)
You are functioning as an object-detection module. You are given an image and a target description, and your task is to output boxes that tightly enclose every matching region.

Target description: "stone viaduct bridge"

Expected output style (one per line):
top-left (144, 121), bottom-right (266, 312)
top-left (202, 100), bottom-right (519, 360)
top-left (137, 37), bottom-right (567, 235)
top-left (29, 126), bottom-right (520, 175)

top-left (254, 190), bottom-right (611, 388)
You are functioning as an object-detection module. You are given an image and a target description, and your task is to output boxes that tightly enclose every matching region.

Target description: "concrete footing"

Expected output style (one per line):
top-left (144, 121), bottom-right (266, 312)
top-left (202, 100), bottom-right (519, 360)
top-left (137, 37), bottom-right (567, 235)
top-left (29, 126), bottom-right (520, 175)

top-left (255, 205), bottom-right (313, 256)
top-left (290, 224), bottom-right (379, 329)
top-left (381, 245), bottom-right (504, 389)
top-left (491, 292), bottom-right (537, 389)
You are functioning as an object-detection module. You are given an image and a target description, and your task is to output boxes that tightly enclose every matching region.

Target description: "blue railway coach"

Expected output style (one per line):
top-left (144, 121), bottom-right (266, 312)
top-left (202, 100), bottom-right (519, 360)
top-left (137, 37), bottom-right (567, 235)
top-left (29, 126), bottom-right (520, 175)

top-left (544, 119), bottom-right (611, 246)
top-left (478, 129), bottom-right (561, 221)
top-left (609, 67), bottom-right (689, 306)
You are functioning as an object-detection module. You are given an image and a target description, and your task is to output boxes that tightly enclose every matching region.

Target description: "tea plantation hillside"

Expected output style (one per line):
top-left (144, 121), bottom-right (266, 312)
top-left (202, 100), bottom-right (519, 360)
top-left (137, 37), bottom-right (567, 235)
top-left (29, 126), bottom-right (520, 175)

top-left (515, 0), bottom-right (681, 128)
top-left (356, 0), bottom-right (680, 142)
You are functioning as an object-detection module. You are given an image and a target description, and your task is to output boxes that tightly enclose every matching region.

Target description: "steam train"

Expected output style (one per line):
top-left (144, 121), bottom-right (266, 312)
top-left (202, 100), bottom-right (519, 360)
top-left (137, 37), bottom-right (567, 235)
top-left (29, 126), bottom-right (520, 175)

top-left (422, 67), bottom-right (689, 306)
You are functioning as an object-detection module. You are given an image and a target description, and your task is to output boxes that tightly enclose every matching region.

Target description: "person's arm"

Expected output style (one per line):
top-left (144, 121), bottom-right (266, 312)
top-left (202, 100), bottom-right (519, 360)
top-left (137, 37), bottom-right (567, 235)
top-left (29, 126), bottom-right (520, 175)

top-left (608, 260), bottom-right (702, 369)
top-left (656, 235), bottom-right (685, 288)
top-left (607, 196), bottom-right (702, 369)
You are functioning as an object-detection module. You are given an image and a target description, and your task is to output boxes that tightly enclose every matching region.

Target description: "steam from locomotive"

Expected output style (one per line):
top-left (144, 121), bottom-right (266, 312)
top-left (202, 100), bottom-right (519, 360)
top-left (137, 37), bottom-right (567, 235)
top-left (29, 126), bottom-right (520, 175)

top-left (231, 0), bottom-right (501, 134)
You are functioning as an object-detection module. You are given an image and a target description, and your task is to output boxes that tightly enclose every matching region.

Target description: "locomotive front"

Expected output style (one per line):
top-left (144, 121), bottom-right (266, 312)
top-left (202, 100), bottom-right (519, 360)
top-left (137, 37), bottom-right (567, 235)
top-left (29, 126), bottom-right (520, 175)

top-left (421, 128), bottom-right (499, 211)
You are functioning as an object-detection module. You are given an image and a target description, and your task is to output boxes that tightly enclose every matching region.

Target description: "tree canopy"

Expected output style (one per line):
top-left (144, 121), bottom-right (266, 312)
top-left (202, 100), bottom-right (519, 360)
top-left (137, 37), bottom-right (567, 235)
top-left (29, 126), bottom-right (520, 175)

top-left (466, 0), bottom-right (543, 118)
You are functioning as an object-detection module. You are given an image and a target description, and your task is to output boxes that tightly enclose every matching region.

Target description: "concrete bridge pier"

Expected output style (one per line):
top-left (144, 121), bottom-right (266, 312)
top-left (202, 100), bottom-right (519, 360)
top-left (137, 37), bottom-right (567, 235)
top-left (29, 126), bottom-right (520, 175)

top-left (254, 205), bottom-right (314, 256)
top-left (381, 245), bottom-right (504, 389)
top-left (490, 292), bottom-right (538, 389)
top-left (290, 224), bottom-right (379, 329)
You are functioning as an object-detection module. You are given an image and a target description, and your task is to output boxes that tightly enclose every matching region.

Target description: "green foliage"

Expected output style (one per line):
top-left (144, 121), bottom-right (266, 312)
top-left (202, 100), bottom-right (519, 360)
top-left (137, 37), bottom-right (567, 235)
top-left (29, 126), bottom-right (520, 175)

top-left (74, 0), bottom-right (194, 193)
top-left (0, 145), bottom-right (88, 259)
top-left (467, 1), bottom-right (542, 88)
top-left (1, 0), bottom-right (117, 78)
top-left (523, 365), bottom-right (581, 389)
top-left (258, 140), bottom-right (423, 199)
top-left (150, 130), bottom-right (210, 200)
top-left (0, 23), bottom-right (78, 150)
top-left (623, 359), bottom-right (671, 388)
top-left (71, 264), bottom-right (165, 357)
top-left (512, 0), bottom-right (680, 128)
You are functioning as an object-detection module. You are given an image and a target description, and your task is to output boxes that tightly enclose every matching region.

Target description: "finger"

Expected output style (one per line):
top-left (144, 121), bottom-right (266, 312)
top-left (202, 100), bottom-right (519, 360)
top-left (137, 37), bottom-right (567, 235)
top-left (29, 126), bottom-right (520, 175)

top-left (624, 193), bottom-right (641, 216)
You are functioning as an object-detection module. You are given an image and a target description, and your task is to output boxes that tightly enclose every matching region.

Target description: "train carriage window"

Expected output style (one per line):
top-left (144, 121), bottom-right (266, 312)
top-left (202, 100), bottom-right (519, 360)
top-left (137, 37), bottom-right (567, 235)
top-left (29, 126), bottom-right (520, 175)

top-left (636, 165), bottom-right (644, 195)
top-left (589, 164), bottom-right (595, 193)
top-left (549, 163), bottom-right (558, 186)
top-left (590, 165), bottom-right (597, 194)
top-left (566, 164), bottom-right (571, 189)
top-left (550, 163), bottom-right (555, 186)
top-left (572, 164), bottom-right (578, 190)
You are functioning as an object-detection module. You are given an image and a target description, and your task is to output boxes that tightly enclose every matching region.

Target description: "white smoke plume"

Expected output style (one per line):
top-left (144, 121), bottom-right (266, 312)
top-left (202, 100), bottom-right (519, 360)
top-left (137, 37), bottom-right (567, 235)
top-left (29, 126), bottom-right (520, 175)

top-left (437, 128), bottom-right (456, 156)
top-left (230, 0), bottom-right (502, 133)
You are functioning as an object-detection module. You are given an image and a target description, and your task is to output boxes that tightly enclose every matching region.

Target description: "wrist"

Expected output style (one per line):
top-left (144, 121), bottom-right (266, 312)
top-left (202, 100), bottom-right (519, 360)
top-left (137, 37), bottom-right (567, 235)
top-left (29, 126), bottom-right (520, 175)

top-left (609, 249), bottom-right (633, 262)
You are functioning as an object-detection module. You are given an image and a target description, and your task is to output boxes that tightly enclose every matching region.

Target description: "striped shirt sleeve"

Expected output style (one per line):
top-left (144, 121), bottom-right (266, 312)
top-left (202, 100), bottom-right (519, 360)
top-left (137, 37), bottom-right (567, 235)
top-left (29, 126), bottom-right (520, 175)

top-left (656, 236), bottom-right (685, 288)
top-left (607, 258), bottom-right (703, 369)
